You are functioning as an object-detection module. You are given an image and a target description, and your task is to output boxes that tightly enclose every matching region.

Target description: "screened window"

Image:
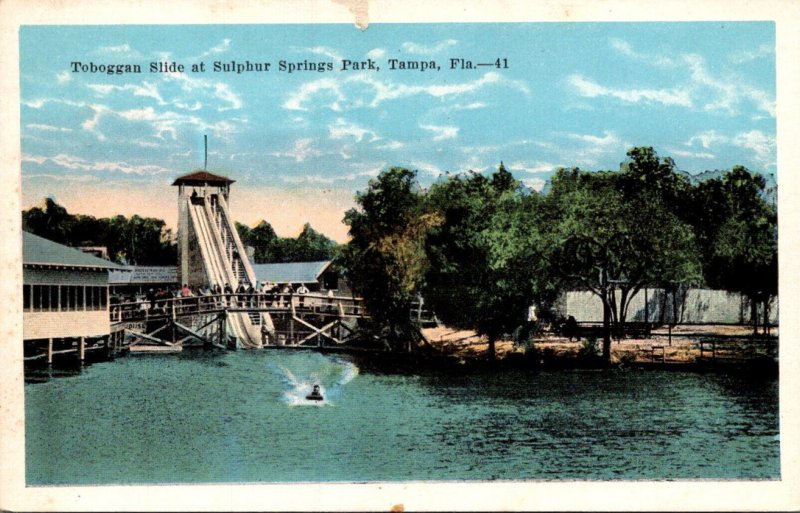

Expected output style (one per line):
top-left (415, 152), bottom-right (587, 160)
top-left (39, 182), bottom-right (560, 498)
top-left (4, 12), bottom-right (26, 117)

top-left (23, 285), bottom-right (30, 311)
top-left (32, 285), bottom-right (42, 311)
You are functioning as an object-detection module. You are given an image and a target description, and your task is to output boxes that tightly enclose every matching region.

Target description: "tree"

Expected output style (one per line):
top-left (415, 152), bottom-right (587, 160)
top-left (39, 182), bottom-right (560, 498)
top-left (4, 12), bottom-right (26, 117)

top-left (293, 223), bottom-right (339, 261)
top-left (342, 168), bottom-right (442, 351)
top-left (546, 164), bottom-right (701, 361)
top-left (22, 198), bottom-right (176, 265)
top-left (237, 219), bottom-right (338, 263)
top-left (689, 166), bottom-right (777, 334)
top-left (422, 165), bottom-right (549, 359)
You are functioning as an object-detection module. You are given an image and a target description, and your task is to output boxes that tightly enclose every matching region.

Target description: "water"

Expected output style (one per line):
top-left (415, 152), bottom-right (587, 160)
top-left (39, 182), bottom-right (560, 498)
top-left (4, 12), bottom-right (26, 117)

top-left (24, 350), bottom-right (779, 484)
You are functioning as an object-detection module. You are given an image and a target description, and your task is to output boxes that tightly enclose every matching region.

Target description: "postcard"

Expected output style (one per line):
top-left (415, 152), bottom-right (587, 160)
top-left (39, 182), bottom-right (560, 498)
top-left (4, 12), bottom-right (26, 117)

top-left (1, 0), bottom-right (799, 511)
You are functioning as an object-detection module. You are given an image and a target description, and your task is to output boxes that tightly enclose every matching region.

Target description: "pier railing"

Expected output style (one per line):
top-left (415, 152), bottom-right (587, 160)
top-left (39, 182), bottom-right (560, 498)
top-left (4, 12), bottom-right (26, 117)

top-left (110, 292), bottom-right (366, 324)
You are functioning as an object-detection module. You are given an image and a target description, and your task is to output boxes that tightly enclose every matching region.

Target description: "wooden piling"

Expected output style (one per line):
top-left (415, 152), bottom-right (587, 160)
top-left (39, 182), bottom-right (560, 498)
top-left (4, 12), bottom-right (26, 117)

top-left (47, 338), bottom-right (53, 365)
top-left (78, 336), bottom-right (85, 362)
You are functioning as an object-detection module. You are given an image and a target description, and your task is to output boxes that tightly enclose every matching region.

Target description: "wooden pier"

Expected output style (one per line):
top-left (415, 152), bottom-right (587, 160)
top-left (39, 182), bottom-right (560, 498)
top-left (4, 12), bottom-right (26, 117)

top-left (110, 292), bottom-right (368, 352)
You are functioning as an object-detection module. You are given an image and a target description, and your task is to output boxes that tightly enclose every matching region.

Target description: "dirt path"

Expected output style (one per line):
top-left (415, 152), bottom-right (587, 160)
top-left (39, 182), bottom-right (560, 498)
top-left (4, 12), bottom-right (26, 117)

top-left (421, 325), bottom-right (778, 364)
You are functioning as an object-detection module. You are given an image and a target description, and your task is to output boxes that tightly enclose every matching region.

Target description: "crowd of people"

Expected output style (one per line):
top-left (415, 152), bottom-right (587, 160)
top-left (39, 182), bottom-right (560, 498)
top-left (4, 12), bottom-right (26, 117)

top-left (130, 281), bottom-right (322, 314)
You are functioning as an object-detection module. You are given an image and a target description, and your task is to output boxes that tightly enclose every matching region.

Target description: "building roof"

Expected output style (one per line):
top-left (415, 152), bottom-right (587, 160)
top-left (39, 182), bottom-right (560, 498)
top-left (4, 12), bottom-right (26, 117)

top-left (172, 170), bottom-right (235, 186)
top-left (109, 266), bottom-right (178, 285)
top-left (23, 231), bottom-right (125, 270)
top-left (252, 261), bottom-right (332, 284)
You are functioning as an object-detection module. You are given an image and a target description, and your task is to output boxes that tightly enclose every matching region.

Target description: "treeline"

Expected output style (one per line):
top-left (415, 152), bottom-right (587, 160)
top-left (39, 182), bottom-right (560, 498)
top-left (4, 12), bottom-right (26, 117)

top-left (342, 147), bottom-right (777, 360)
top-left (22, 198), bottom-right (176, 265)
top-left (235, 221), bottom-right (339, 263)
top-left (21, 198), bottom-right (340, 266)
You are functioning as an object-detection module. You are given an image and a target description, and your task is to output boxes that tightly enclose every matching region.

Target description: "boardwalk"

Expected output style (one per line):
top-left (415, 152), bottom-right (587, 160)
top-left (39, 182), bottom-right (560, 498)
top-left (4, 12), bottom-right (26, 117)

top-left (110, 292), bottom-right (368, 351)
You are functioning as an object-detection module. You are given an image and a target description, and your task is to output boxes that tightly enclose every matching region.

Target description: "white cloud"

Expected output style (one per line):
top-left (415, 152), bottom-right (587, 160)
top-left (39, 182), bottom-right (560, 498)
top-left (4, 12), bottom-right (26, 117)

top-left (22, 154), bottom-right (48, 164)
top-left (559, 131), bottom-right (625, 167)
top-left (280, 168), bottom-right (380, 184)
top-left (420, 124), bottom-right (459, 141)
top-left (366, 48), bottom-right (386, 60)
top-left (410, 160), bottom-right (445, 177)
top-left (732, 130), bottom-right (775, 167)
top-left (284, 71), bottom-right (528, 111)
top-left (22, 98), bottom-right (87, 110)
top-left (328, 118), bottom-right (380, 142)
top-left (610, 38), bottom-right (676, 67)
top-left (96, 43), bottom-right (142, 59)
top-left (686, 130), bottom-right (727, 149)
top-left (26, 123), bottom-right (72, 132)
top-left (568, 74), bottom-right (692, 107)
top-left (200, 38), bottom-right (231, 58)
top-left (163, 72), bottom-right (243, 111)
top-left (521, 177), bottom-right (547, 191)
top-left (98, 44), bottom-right (131, 53)
top-left (23, 173), bottom-right (99, 183)
top-left (23, 99), bottom-right (46, 109)
top-left (282, 77), bottom-right (344, 111)
top-left (80, 104), bottom-right (238, 142)
top-left (132, 139), bottom-right (161, 148)
top-left (376, 140), bottom-right (404, 150)
top-left (729, 43), bottom-right (773, 64)
top-left (271, 138), bottom-right (322, 163)
top-left (453, 102), bottom-right (487, 110)
top-left (56, 71), bottom-right (71, 84)
top-left (687, 51), bottom-right (776, 117)
top-left (303, 46), bottom-right (343, 61)
top-left (591, 42), bottom-right (775, 118)
top-left (666, 148), bottom-right (715, 159)
top-left (684, 129), bottom-right (775, 169)
top-left (566, 131), bottom-right (621, 148)
top-left (81, 104), bottom-right (108, 140)
top-left (401, 39), bottom-right (458, 55)
top-left (25, 153), bottom-right (172, 175)
top-left (508, 161), bottom-right (558, 174)
top-left (174, 100), bottom-right (203, 111)
top-left (87, 81), bottom-right (166, 105)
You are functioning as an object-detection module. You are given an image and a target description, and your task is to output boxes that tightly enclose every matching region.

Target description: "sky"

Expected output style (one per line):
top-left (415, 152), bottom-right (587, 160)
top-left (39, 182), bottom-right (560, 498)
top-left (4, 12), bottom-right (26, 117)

top-left (19, 23), bottom-right (776, 241)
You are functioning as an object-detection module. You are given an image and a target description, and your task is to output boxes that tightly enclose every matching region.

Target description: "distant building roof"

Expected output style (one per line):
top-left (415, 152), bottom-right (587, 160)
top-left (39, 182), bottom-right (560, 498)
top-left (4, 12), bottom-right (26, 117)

top-left (23, 231), bottom-right (125, 270)
top-left (252, 261), bottom-right (332, 284)
top-left (172, 170), bottom-right (235, 186)
top-left (109, 266), bottom-right (178, 285)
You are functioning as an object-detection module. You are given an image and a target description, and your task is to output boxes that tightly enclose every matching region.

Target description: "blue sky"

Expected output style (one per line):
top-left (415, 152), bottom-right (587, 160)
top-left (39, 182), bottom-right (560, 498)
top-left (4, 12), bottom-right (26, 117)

top-left (20, 23), bottom-right (775, 241)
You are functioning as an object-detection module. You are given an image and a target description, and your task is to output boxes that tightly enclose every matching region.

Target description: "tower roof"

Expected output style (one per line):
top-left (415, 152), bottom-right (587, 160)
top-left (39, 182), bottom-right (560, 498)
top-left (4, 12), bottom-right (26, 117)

top-left (172, 170), bottom-right (235, 186)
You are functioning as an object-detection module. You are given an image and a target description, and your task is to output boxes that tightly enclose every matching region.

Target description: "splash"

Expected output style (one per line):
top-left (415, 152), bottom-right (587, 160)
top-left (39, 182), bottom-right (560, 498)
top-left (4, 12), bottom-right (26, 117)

top-left (269, 356), bottom-right (358, 407)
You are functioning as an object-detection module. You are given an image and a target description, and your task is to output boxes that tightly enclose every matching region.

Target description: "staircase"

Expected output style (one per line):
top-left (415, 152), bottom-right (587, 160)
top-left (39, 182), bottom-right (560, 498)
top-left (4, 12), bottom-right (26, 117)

top-left (187, 193), bottom-right (266, 348)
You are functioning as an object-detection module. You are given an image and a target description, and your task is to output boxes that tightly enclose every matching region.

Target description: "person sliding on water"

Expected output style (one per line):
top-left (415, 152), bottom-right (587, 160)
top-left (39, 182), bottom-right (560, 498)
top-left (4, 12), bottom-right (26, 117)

top-left (306, 384), bottom-right (323, 401)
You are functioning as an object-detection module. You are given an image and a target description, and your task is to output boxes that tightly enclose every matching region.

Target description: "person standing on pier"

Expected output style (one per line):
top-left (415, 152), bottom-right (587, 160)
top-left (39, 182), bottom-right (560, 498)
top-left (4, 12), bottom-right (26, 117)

top-left (224, 283), bottom-right (233, 306)
top-left (235, 282), bottom-right (247, 307)
top-left (281, 283), bottom-right (293, 309)
top-left (146, 288), bottom-right (156, 311)
top-left (296, 283), bottom-right (309, 308)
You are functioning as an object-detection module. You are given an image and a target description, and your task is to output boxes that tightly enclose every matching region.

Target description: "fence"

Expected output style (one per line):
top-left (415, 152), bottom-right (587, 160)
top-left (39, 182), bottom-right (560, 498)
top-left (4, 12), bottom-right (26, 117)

top-left (560, 288), bottom-right (778, 325)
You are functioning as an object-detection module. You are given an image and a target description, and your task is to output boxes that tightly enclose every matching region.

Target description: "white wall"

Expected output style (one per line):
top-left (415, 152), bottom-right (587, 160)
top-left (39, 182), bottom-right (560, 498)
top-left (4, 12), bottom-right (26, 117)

top-left (561, 288), bottom-right (778, 325)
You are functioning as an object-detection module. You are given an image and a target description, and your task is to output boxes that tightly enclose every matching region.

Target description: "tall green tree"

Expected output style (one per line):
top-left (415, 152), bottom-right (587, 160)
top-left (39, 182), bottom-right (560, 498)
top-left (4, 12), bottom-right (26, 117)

top-left (546, 163), bottom-right (701, 361)
top-left (423, 164), bottom-right (549, 359)
top-left (689, 166), bottom-right (777, 333)
top-left (342, 167), bottom-right (442, 351)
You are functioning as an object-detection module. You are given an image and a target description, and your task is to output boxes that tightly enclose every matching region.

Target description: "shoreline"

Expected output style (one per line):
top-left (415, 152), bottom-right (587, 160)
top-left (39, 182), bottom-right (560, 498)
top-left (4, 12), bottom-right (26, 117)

top-left (23, 323), bottom-right (779, 380)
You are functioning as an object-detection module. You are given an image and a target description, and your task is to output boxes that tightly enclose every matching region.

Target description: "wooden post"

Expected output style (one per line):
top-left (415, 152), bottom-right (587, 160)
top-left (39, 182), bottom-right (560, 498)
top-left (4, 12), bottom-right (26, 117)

top-left (668, 324), bottom-right (672, 347)
top-left (47, 338), bottom-right (53, 365)
top-left (290, 317), bottom-right (295, 345)
top-left (79, 336), bottom-right (85, 362)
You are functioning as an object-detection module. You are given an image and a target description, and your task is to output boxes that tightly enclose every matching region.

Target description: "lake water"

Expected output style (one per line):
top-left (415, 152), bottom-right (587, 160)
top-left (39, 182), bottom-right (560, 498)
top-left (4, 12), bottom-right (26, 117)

top-left (25, 349), bottom-right (779, 484)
